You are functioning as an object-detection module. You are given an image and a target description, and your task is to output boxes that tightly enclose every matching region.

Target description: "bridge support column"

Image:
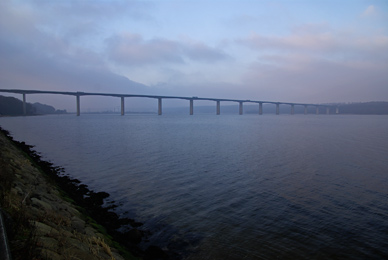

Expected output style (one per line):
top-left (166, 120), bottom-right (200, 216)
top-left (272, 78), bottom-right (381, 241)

top-left (316, 106), bottom-right (319, 115)
top-left (259, 102), bottom-right (263, 115)
top-left (304, 105), bottom-right (308, 115)
top-left (216, 101), bottom-right (220, 115)
top-left (121, 97), bottom-right (125, 116)
top-left (76, 95), bottom-right (80, 116)
top-left (336, 106), bottom-right (339, 114)
top-left (326, 107), bottom-right (330, 115)
top-left (158, 98), bottom-right (162, 115)
top-left (22, 93), bottom-right (26, 116)
top-left (276, 103), bottom-right (279, 115)
top-left (239, 102), bottom-right (243, 115)
top-left (291, 104), bottom-right (294, 115)
top-left (190, 100), bottom-right (194, 115)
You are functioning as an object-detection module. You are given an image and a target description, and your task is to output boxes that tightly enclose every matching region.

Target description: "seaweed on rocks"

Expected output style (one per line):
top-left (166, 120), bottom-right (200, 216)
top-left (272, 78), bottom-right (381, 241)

top-left (0, 127), bottom-right (176, 260)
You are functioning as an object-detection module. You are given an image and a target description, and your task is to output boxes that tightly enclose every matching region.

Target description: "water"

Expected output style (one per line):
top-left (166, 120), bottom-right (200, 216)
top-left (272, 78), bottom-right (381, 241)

top-left (1, 114), bottom-right (388, 259)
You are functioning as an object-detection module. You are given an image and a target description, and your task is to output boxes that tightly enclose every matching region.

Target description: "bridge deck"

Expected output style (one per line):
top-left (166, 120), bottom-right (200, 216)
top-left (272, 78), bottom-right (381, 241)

top-left (0, 89), bottom-right (329, 107)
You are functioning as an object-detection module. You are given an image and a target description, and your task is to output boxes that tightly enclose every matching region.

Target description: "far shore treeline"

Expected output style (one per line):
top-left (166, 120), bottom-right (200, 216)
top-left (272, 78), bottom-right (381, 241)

top-left (0, 95), bottom-right (67, 116)
top-left (1, 94), bottom-right (388, 116)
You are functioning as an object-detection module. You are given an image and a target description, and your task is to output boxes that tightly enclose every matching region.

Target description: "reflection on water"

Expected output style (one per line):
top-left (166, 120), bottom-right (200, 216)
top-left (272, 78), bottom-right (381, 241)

top-left (1, 114), bottom-right (388, 259)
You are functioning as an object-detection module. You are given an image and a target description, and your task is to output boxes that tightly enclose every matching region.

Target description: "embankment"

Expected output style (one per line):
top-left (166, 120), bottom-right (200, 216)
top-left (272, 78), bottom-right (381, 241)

top-left (0, 127), bottom-right (170, 260)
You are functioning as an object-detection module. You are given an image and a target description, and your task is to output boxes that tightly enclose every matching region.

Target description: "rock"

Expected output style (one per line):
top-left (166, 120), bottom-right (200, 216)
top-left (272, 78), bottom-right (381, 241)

top-left (67, 237), bottom-right (90, 252)
top-left (71, 216), bottom-right (85, 232)
top-left (30, 197), bottom-right (53, 211)
top-left (32, 221), bottom-right (59, 237)
top-left (61, 248), bottom-right (98, 260)
top-left (40, 249), bottom-right (61, 260)
top-left (84, 226), bottom-right (97, 237)
top-left (63, 204), bottom-right (80, 216)
top-left (37, 236), bottom-right (58, 251)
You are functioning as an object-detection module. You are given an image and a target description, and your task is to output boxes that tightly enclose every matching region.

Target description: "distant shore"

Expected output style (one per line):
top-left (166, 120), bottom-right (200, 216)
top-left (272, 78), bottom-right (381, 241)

top-left (0, 126), bottom-right (171, 260)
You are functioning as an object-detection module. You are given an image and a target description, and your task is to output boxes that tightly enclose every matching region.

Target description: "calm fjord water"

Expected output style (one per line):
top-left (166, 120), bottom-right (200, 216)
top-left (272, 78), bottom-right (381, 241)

top-left (1, 114), bottom-right (388, 259)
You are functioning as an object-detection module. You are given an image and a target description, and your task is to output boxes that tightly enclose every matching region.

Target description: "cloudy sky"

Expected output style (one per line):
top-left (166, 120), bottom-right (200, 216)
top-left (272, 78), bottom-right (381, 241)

top-left (1, 0), bottom-right (387, 111)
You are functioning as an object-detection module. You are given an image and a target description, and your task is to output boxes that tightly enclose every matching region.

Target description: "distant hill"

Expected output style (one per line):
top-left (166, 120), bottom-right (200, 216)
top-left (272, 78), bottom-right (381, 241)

top-left (32, 102), bottom-right (66, 115)
top-left (0, 95), bottom-right (67, 116)
top-left (335, 102), bottom-right (388, 115)
top-left (0, 95), bottom-right (34, 115)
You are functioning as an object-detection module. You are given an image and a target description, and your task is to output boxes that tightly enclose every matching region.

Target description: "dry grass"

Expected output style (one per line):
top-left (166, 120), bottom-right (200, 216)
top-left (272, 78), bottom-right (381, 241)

top-left (42, 210), bottom-right (71, 227)
top-left (89, 236), bottom-right (115, 260)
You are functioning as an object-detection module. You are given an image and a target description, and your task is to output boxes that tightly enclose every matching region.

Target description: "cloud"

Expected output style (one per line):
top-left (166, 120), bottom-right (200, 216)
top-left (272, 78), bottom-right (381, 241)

top-left (106, 33), bottom-right (184, 66)
top-left (0, 32), bottom-right (152, 111)
top-left (0, 1), bottom-right (148, 96)
top-left (28, 0), bottom-right (154, 23)
top-left (1, 0), bottom-right (155, 47)
top-left (184, 41), bottom-right (230, 62)
top-left (240, 55), bottom-right (388, 103)
top-left (361, 5), bottom-right (376, 17)
top-left (106, 33), bottom-right (229, 66)
top-left (238, 32), bottom-right (336, 52)
top-left (236, 24), bottom-right (388, 63)
top-left (234, 23), bottom-right (388, 102)
top-left (237, 23), bottom-right (342, 54)
top-left (0, 36), bottom-right (147, 92)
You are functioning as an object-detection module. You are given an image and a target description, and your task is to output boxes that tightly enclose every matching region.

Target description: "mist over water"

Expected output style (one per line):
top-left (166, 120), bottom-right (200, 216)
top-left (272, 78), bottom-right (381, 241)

top-left (1, 114), bottom-right (388, 259)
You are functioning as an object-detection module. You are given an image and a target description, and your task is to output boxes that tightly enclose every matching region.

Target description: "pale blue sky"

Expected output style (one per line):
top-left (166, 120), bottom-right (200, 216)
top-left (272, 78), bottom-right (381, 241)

top-left (1, 0), bottom-right (387, 111)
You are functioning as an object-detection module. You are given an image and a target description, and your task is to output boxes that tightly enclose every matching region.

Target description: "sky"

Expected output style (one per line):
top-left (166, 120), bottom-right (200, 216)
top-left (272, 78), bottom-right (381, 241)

top-left (0, 0), bottom-right (387, 112)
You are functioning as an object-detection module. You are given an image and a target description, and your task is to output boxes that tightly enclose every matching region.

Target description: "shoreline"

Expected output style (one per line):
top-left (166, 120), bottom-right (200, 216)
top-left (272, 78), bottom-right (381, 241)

top-left (0, 126), bottom-right (173, 259)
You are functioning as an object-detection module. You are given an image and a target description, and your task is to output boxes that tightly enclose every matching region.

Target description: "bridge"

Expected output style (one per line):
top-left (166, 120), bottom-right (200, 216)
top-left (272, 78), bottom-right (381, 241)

top-left (0, 89), bottom-right (339, 116)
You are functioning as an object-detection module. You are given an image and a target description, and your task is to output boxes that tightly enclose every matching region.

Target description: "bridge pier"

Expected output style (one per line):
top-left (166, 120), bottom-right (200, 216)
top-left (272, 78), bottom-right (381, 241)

top-left (121, 97), bottom-right (125, 116)
top-left (76, 95), bottom-right (80, 116)
top-left (0, 89), bottom-right (338, 117)
top-left (22, 93), bottom-right (26, 116)
top-left (158, 98), bottom-right (162, 115)
top-left (190, 100), bottom-right (194, 115)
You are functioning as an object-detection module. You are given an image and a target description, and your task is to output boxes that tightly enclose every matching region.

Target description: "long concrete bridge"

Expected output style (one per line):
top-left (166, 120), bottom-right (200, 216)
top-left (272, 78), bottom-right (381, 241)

top-left (0, 89), bottom-right (339, 116)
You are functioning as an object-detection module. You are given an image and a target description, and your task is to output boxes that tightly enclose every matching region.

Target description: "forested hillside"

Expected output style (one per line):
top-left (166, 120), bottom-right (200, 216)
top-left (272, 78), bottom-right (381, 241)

top-left (0, 95), bottom-right (66, 116)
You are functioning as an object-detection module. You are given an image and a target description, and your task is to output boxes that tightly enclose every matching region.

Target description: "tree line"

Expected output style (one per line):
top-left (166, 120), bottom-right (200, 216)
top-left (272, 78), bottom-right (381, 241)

top-left (0, 95), bottom-right (67, 116)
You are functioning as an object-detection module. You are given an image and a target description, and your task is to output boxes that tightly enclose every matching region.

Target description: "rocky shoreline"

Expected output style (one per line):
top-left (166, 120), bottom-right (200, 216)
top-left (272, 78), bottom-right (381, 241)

top-left (0, 127), bottom-right (171, 260)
